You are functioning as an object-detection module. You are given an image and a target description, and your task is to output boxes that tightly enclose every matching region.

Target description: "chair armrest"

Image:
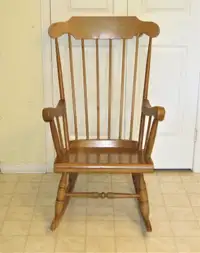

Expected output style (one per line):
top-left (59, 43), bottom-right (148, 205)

top-left (42, 99), bottom-right (65, 122)
top-left (142, 99), bottom-right (165, 121)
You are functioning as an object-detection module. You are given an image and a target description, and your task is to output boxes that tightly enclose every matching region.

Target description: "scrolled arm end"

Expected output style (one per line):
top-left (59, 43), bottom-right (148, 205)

top-left (42, 108), bottom-right (54, 122)
top-left (42, 99), bottom-right (66, 122)
top-left (143, 99), bottom-right (165, 121)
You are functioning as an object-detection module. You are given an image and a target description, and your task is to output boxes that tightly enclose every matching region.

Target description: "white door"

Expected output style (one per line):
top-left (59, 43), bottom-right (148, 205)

top-left (128, 0), bottom-right (200, 169)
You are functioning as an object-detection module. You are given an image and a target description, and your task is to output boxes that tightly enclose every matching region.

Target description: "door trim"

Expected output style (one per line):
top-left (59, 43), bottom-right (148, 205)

top-left (41, 0), bottom-right (54, 171)
top-left (193, 73), bottom-right (200, 173)
top-left (41, 0), bottom-right (200, 172)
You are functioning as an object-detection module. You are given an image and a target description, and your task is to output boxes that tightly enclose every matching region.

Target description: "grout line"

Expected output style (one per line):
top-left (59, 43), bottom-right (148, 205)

top-left (180, 175), bottom-right (200, 226)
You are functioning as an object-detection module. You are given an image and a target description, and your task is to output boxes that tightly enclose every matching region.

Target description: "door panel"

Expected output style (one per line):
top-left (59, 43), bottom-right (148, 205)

top-left (128, 0), bottom-right (200, 168)
top-left (51, 0), bottom-right (127, 22)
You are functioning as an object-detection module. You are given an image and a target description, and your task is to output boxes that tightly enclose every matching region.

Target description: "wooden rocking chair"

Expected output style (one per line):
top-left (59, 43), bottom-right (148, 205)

top-left (42, 16), bottom-right (165, 232)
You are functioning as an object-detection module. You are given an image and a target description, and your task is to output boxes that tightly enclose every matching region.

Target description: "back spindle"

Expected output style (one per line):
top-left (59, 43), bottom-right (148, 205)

top-left (81, 39), bottom-right (89, 139)
top-left (129, 36), bottom-right (139, 140)
top-left (68, 34), bottom-right (78, 139)
top-left (108, 39), bottom-right (112, 139)
top-left (119, 39), bottom-right (126, 139)
top-left (96, 39), bottom-right (100, 139)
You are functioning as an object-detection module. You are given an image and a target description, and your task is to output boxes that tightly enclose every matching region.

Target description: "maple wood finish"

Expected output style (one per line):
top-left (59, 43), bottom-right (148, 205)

top-left (43, 16), bottom-right (165, 232)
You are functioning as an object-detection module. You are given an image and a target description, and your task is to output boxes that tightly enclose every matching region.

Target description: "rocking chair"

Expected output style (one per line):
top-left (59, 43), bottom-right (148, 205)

top-left (42, 16), bottom-right (165, 232)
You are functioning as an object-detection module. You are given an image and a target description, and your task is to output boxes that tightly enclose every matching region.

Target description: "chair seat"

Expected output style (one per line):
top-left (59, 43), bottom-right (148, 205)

top-left (54, 139), bottom-right (154, 173)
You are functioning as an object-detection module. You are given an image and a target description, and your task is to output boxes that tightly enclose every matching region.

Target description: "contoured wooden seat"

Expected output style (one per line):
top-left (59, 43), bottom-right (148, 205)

top-left (42, 16), bottom-right (165, 232)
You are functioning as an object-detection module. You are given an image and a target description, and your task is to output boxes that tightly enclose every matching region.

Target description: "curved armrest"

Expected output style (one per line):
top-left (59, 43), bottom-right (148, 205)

top-left (142, 99), bottom-right (165, 121)
top-left (42, 99), bottom-right (65, 122)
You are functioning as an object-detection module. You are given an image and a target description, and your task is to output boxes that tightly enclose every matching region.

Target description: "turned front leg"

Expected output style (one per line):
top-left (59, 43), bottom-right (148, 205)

top-left (139, 174), bottom-right (152, 232)
top-left (51, 172), bottom-right (68, 230)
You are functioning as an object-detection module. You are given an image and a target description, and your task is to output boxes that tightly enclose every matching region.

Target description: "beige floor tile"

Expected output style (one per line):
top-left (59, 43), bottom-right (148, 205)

top-left (166, 206), bottom-right (196, 221)
top-left (0, 194), bottom-right (12, 206)
top-left (15, 182), bottom-right (39, 194)
top-left (170, 221), bottom-right (200, 236)
top-left (160, 182), bottom-right (185, 194)
top-left (114, 198), bottom-right (136, 208)
top-left (0, 182), bottom-right (17, 194)
top-left (149, 206), bottom-right (169, 221)
top-left (114, 205), bottom-right (140, 221)
top-left (0, 236), bottom-right (27, 253)
top-left (115, 220), bottom-right (143, 237)
top-left (175, 237), bottom-right (200, 252)
top-left (88, 182), bottom-right (111, 192)
top-left (0, 207), bottom-right (8, 222)
top-left (32, 205), bottom-right (54, 221)
top-left (87, 221), bottom-right (114, 236)
top-left (188, 194), bottom-right (200, 206)
top-left (0, 174), bottom-right (19, 182)
top-left (144, 173), bottom-right (159, 184)
top-left (29, 220), bottom-right (54, 236)
top-left (145, 221), bottom-right (173, 237)
top-left (112, 182), bottom-right (134, 193)
top-left (181, 173), bottom-right (200, 183)
top-left (64, 204), bottom-right (87, 221)
top-left (88, 198), bottom-right (113, 208)
top-left (18, 173), bottom-right (42, 182)
top-left (183, 182), bottom-right (200, 194)
top-left (156, 171), bottom-right (180, 176)
top-left (1, 221), bottom-right (30, 236)
top-left (163, 194), bottom-right (190, 207)
top-left (42, 173), bottom-right (61, 182)
top-left (74, 181), bottom-right (88, 191)
top-left (158, 173), bottom-right (181, 183)
top-left (5, 206), bottom-right (34, 221)
top-left (192, 207), bottom-right (200, 220)
top-left (116, 236), bottom-right (146, 252)
top-left (36, 193), bottom-right (56, 206)
top-left (178, 170), bottom-right (193, 176)
top-left (148, 192), bottom-right (165, 206)
top-left (25, 235), bottom-right (56, 252)
top-left (112, 174), bottom-right (129, 183)
top-left (70, 198), bottom-right (87, 207)
top-left (58, 221), bottom-right (86, 236)
top-left (88, 173), bottom-right (111, 183)
top-left (86, 236), bottom-right (115, 252)
top-left (113, 198), bottom-right (139, 221)
top-left (145, 237), bottom-right (177, 252)
top-left (147, 182), bottom-right (162, 196)
top-left (87, 198), bottom-right (114, 221)
top-left (87, 205), bottom-right (114, 221)
top-left (10, 193), bottom-right (37, 206)
top-left (55, 236), bottom-right (85, 252)
top-left (38, 182), bottom-right (59, 194)
top-left (76, 174), bottom-right (88, 182)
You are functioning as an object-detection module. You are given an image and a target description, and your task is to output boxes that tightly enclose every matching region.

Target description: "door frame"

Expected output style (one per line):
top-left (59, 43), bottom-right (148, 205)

top-left (41, 0), bottom-right (200, 172)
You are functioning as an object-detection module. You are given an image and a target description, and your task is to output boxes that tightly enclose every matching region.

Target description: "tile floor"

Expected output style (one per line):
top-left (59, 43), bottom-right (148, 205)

top-left (0, 171), bottom-right (200, 252)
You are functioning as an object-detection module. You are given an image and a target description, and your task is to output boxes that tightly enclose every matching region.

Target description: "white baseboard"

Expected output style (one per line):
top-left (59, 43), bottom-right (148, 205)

top-left (0, 163), bottom-right (47, 173)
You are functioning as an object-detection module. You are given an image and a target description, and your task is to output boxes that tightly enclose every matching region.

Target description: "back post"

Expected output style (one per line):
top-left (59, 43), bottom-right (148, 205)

top-left (138, 37), bottom-right (152, 150)
top-left (55, 38), bottom-right (70, 150)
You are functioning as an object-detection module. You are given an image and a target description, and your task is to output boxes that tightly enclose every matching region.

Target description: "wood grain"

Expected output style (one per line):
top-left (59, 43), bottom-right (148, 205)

top-left (49, 16), bottom-right (160, 39)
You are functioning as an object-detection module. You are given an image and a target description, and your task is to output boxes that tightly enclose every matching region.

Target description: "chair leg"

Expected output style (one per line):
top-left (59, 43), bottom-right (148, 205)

top-left (132, 173), bottom-right (152, 232)
top-left (50, 173), bottom-right (68, 231)
top-left (50, 172), bottom-right (78, 231)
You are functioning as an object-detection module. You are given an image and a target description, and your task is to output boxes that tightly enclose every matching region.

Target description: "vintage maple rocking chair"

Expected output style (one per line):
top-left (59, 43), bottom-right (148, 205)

top-left (42, 16), bottom-right (165, 232)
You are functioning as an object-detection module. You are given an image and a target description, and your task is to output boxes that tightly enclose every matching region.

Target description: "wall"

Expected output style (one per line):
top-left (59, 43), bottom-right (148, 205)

top-left (0, 0), bottom-right (46, 170)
